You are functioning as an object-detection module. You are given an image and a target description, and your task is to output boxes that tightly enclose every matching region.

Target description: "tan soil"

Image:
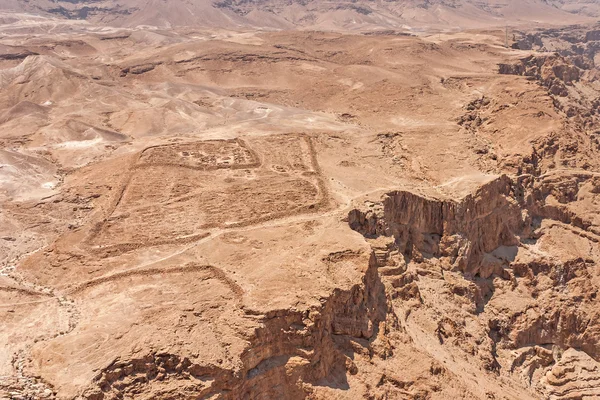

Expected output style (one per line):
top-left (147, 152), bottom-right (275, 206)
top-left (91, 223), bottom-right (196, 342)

top-left (1, 10), bottom-right (600, 400)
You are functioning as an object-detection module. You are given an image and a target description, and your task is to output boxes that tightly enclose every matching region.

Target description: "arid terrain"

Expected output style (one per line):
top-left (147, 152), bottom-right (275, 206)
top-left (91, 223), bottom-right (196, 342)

top-left (1, 2), bottom-right (600, 399)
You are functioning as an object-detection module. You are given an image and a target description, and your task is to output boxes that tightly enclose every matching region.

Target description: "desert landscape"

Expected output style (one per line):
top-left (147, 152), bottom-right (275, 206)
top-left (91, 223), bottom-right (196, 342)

top-left (1, 1), bottom-right (600, 399)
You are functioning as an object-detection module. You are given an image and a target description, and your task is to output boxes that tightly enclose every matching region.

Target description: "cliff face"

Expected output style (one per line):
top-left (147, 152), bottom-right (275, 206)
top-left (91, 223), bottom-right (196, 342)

top-left (80, 255), bottom-right (390, 400)
top-left (349, 176), bottom-right (526, 277)
top-left (499, 54), bottom-right (582, 97)
top-left (346, 173), bottom-right (600, 399)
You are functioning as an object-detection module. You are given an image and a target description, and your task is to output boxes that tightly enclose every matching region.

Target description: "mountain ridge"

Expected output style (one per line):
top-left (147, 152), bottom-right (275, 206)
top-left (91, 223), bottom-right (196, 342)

top-left (1, 0), bottom-right (598, 30)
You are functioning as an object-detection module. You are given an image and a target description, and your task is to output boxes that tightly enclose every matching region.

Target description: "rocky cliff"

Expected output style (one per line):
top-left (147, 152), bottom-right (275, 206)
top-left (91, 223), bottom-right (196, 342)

top-left (347, 171), bottom-right (600, 399)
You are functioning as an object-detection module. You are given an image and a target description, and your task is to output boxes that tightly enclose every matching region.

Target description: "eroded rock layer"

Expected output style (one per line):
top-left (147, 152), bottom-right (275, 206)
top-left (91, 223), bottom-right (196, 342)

top-left (348, 170), bottom-right (600, 399)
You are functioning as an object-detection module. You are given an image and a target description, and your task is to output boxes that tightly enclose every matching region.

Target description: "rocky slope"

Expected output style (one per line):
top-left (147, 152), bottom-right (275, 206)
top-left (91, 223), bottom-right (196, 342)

top-left (0, 0), bottom-right (598, 30)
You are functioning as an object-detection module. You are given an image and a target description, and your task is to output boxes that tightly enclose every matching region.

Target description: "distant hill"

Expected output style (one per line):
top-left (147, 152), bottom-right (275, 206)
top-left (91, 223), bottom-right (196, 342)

top-left (1, 0), bottom-right (598, 30)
